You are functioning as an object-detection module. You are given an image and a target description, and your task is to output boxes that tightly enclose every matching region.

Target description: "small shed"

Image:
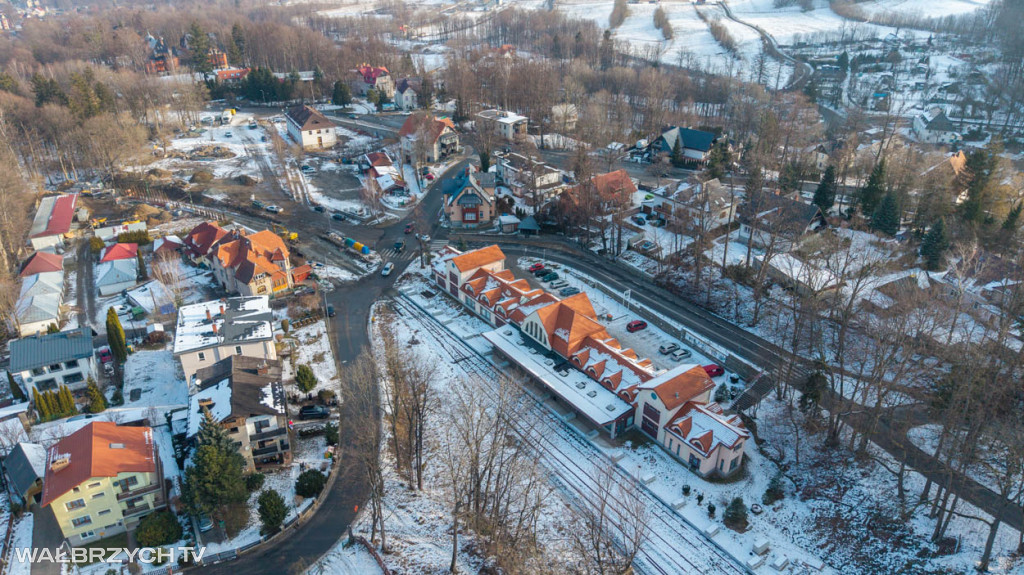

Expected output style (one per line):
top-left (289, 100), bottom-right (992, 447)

top-left (518, 215), bottom-right (540, 236)
top-left (497, 214), bottom-right (520, 233)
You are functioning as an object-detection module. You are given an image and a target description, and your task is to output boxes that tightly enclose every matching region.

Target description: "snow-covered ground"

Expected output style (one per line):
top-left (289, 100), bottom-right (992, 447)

top-left (289, 320), bottom-right (339, 395)
top-left (121, 347), bottom-right (189, 419)
top-left (5, 513), bottom-right (34, 575)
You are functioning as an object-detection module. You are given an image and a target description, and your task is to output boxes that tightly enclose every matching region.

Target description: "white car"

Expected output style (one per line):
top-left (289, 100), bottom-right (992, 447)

top-left (265, 205), bottom-right (282, 214)
top-left (381, 262), bottom-right (395, 277)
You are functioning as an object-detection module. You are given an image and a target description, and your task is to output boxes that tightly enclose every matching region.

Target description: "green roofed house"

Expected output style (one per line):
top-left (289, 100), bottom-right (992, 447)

top-left (9, 327), bottom-right (97, 394)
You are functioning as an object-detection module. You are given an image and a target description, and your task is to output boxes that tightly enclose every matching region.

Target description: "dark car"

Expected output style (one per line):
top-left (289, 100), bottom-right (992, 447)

top-left (394, 240), bottom-right (405, 252)
top-left (541, 272), bottom-right (559, 282)
top-left (327, 305), bottom-right (336, 317)
top-left (703, 364), bottom-right (725, 377)
top-left (626, 320), bottom-right (648, 333)
top-left (313, 205), bottom-right (326, 213)
top-left (332, 213), bottom-right (345, 221)
top-left (299, 405), bottom-right (330, 420)
top-left (559, 286), bottom-right (581, 296)
top-left (533, 268), bottom-right (550, 277)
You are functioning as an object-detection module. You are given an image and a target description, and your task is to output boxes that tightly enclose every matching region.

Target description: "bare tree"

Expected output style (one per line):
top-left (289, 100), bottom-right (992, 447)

top-left (568, 465), bottom-right (649, 575)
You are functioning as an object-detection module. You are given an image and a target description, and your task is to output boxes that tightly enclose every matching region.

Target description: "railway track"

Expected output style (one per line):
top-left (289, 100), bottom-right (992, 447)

top-left (388, 294), bottom-right (752, 575)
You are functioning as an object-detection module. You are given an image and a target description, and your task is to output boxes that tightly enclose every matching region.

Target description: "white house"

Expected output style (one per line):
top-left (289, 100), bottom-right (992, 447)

top-left (476, 109), bottom-right (528, 141)
top-left (172, 297), bottom-right (277, 385)
top-left (9, 328), bottom-right (98, 394)
top-left (285, 105), bottom-right (337, 150)
top-left (95, 259), bottom-right (138, 296)
top-left (394, 78), bottom-right (420, 111)
top-left (494, 151), bottom-right (563, 199)
top-left (912, 107), bottom-right (962, 145)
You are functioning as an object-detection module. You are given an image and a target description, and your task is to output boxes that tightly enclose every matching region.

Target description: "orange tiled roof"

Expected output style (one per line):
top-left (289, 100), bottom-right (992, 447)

top-left (450, 245), bottom-right (505, 273)
top-left (645, 365), bottom-right (716, 411)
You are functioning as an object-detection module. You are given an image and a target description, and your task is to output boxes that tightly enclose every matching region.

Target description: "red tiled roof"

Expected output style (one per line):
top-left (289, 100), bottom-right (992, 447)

top-left (399, 112), bottom-right (456, 142)
top-left (185, 222), bottom-right (229, 256)
top-left (592, 169), bottom-right (637, 202)
top-left (100, 243), bottom-right (139, 262)
top-left (42, 422), bottom-right (157, 507)
top-left (357, 64), bottom-right (389, 83)
top-left (647, 365), bottom-right (715, 411)
top-left (365, 152), bottom-right (392, 167)
top-left (33, 194), bottom-right (78, 238)
top-left (19, 251), bottom-right (63, 277)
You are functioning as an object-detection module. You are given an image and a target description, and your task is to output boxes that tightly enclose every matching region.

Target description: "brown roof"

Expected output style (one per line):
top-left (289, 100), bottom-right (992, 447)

top-left (450, 245), bottom-right (505, 273)
top-left (592, 170), bottom-right (637, 202)
top-left (215, 230), bottom-right (290, 284)
top-left (286, 105), bottom-right (335, 131)
top-left (644, 365), bottom-right (716, 411)
top-left (19, 251), bottom-right (63, 277)
top-left (42, 422), bottom-right (157, 506)
top-left (185, 222), bottom-right (229, 256)
top-left (399, 112), bottom-right (456, 143)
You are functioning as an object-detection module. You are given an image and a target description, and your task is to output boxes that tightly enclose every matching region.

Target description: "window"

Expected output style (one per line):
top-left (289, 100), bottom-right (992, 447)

top-left (63, 372), bottom-right (84, 385)
top-left (31, 367), bottom-right (46, 377)
top-left (80, 531), bottom-right (95, 540)
top-left (116, 476), bottom-right (139, 493)
top-left (688, 454), bottom-right (700, 468)
top-left (464, 212), bottom-right (477, 221)
top-left (49, 364), bottom-right (63, 372)
top-left (235, 346), bottom-right (243, 355)
top-left (65, 499), bottom-right (86, 511)
top-left (730, 457), bottom-right (739, 471)
top-left (88, 482), bottom-right (101, 488)
top-left (98, 509), bottom-right (111, 516)
top-left (719, 460), bottom-right (724, 471)
top-left (92, 492), bottom-right (105, 499)
top-left (35, 379), bottom-right (57, 392)
top-left (71, 516), bottom-right (92, 528)
top-left (72, 487), bottom-right (81, 493)
top-left (198, 352), bottom-right (206, 362)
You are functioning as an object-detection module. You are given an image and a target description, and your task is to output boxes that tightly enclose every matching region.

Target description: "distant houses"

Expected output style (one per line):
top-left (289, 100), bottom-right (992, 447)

top-left (476, 109), bottom-right (528, 141)
top-left (399, 112), bottom-right (459, 164)
top-left (651, 127), bottom-right (717, 165)
top-left (29, 194), bottom-right (77, 251)
top-left (442, 169), bottom-right (498, 228)
top-left (353, 64), bottom-right (395, 99)
top-left (912, 107), bottom-right (961, 145)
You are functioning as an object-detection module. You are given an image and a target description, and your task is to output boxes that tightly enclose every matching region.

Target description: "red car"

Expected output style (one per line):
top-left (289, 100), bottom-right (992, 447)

top-left (97, 347), bottom-right (113, 364)
top-left (404, 224), bottom-right (414, 234)
top-left (425, 173), bottom-right (435, 180)
top-left (626, 320), bottom-right (648, 333)
top-left (528, 263), bottom-right (545, 272)
top-left (703, 364), bottom-right (725, 377)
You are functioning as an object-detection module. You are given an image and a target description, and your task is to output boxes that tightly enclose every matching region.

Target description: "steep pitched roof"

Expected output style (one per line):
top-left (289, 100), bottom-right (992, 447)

top-left (99, 243), bottom-right (139, 262)
top-left (738, 192), bottom-right (822, 238)
top-left (42, 422), bottom-right (157, 506)
top-left (19, 252), bottom-right (63, 277)
top-left (30, 194), bottom-right (78, 238)
top-left (95, 259), bottom-right (137, 287)
top-left (399, 112), bottom-right (456, 142)
top-left (184, 222), bottom-right (229, 257)
top-left (592, 170), bottom-right (637, 203)
top-left (450, 245), bottom-right (505, 273)
top-left (356, 64), bottom-right (389, 83)
top-left (660, 127), bottom-right (717, 153)
top-left (666, 402), bottom-right (749, 457)
top-left (286, 105), bottom-right (334, 132)
top-left (639, 364), bottom-right (716, 411)
top-left (6, 442), bottom-right (46, 497)
top-left (214, 230), bottom-right (290, 285)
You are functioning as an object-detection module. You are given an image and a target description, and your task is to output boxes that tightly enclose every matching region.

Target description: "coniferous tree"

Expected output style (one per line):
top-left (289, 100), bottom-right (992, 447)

top-left (920, 218), bottom-right (949, 271)
top-left (258, 489), bottom-right (287, 533)
top-left (106, 308), bottom-right (127, 363)
top-left (46, 323), bottom-right (60, 334)
top-left (670, 136), bottom-right (683, 167)
top-left (331, 81), bottom-right (351, 107)
top-left (33, 388), bottom-right (48, 419)
top-left (295, 365), bottom-right (317, 393)
top-left (479, 150), bottom-right (491, 172)
top-left (704, 139), bottom-right (730, 181)
top-left (59, 385), bottom-right (76, 414)
top-left (86, 377), bottom-right (106, 413)
top-left (188, 22), bottom-right (213, 75)
top-left (859, 159), bottom-right (886, 216)
top-left (182, 410), bottom-right (248, 515)
top-left (1002, 202), bottom-right (1021, 231)
top-left (871, 192), bottom-right (900, 235)
top-left (8, 371), bottom-right (25, 403)
top-left (137, 251), bottom-right (148, 280)
top-left (813, 165), bottom-right (837, 214)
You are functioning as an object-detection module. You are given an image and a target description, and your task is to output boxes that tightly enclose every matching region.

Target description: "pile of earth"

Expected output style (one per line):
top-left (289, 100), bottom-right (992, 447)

top-left (130, 203), bottom-right (173, 226)
top-left (186, 145), bottom-right (234, 160)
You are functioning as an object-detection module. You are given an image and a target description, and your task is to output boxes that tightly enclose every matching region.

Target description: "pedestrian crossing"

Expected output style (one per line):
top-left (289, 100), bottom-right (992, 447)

top-left (378, 240), bottom-right (449, 262)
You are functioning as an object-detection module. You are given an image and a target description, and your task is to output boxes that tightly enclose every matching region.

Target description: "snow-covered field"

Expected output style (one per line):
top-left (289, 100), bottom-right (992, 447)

top-left (289, 320), bottom-right (339, 395)
top-left (121, 346), bottom-right (189, 418)
top-left (5, 513), bottom-right (34, 575)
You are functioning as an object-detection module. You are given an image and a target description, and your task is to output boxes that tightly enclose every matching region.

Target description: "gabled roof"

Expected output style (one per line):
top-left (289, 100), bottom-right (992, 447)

top-left (188, 356), bottom-right (286, 437)
top-left (10, 327), bottom-right (93, 373)
top-left (15, 295), bottom-right (60, 326)
top-left (922, 108), bottom-right (957, 133)
top-left (592, 170), bottom-right (637, 203)
top-left (99, 243), bottom-right (139, 262)
top-left (19, 272), bottom-right (63, 300)
top-left (399, 112), bottom-right (456, 143)
top-left (95, 259), bottom-right (137, 287)
top-left (356, 64), bottom-right (390, 83)
top-left (639, 364), bottom-right (716, 412)
top-left (30, 194), bottom-right (77, 238)
top-left (42, 422), bottom-right (157, 506)
top-left (738, 191), bottom-right (822, 238)
top-left (6, 442), bottom-right (47, 496)
top-left (659, 127), bottom-right (716, 153)
top-left (364, 152), bottom-right (393, 168)
top-left (450, 245), bottom-right (505, 273)
top-left (214, 230), bottom-right (290, 285)
top-left (184, 222), bottom-right (230, 257)
top-left (153, 235), bottom-right (184, 253)
top-left (665, 402), bottom-right (749, 457)
top-left (173, 296), bottom-right (274, 355)
top-left (396, 77), bottom-right (421, 94)
top-left (19, 252), bottom-right (63, 277)
top-left (286, 105), bottom-right (335, 132)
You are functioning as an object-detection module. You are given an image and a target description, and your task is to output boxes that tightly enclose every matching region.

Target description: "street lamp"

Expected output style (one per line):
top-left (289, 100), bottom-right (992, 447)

top-left (260, 89), bottom-right (267, 106)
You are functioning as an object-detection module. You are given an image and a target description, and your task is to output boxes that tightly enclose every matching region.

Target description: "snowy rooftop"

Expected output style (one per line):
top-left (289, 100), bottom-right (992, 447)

top-left (186, 377), bottom-right (233, 437)
top-left (483, 327), bottom-right (632, 426)
top-left (126, 280), bottom-right (175, 315)
top-left (173, 296), bottom-right (274, 355)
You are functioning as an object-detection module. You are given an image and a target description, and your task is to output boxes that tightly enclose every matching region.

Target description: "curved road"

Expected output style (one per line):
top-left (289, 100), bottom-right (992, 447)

top-left (715, 2), bottom-right (814, 92)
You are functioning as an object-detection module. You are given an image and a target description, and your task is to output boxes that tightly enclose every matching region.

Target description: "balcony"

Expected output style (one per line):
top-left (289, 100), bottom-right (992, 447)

top-left (252, 442), bottom-right (289, 457)
top-left (116, 483), bottom-right (161, 501)
top-left (249, 427), bottom-right (287, 442)
top-left (122, 503), bottom-right (151, 517)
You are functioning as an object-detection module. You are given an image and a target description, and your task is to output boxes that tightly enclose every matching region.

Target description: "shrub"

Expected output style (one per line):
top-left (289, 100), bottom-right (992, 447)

top-left (295, 365), bottom-right (317, 393)
top-left (707, 502), bottom-right (716, 518)
top-left (90, 237), bottom-right (106, 254)
top-left (724, 497), bottom-right (748, 530)
top-left (317, 389), bottom-right (335, 404)
top-left (258, 489), bottom-right (287, 533)
top-left (324, 420), bottom-right (338, 447)
top-left (295, 470), bottom-right (327, 498)
top-left (681, 484), bottom-right (691, 496)
top-left (117, 230), bottom-right (152, 245)
top-left (246, 472), bottom-right (266, 493)
top-left (135, 511), bottom-right (183, 547)
top-left (281, 319), bottom-right (290, 333)
top-left (763, 472), bottom-right (785, 505)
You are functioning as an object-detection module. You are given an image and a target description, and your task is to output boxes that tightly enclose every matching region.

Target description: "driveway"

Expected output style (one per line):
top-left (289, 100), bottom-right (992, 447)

top-left (29, 505), bottom-right (62, 575)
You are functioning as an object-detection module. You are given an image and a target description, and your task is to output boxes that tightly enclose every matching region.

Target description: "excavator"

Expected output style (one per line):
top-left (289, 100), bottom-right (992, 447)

top-left (271, 223), bottom-right (298, 243)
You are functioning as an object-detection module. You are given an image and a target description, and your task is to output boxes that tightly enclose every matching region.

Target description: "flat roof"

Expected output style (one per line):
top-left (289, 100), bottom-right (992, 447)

top-left (483, 327), bottom-right (632, 426)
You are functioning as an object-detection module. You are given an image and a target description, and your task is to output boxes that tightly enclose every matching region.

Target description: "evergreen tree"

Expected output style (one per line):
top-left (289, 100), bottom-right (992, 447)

top-left (670, 136), bottom-right (683, 167)
top-left (86, 377), bottom-right (106, 414)
top-left (871, 192), bottom-right (900, 235)
top-left (837, 51), bottom-right (850, 73)
top-left (1003, 203), bottom-right (1022, 231)
top-left (366, 88), bottom-right (379, 109)
top-left (257, 489), bottom-right (287, 533)
top-left (957, 148), bottom-right (997, 224)
top-left (47, 323), bottom-right (60, 334)
top-left (59, 385), bottom-right (76, 415)
top-left (331, 81), bottom-right (351, 107)
top-left (419, 77), bottom-right (434, 109)
top-left (324, 420), bottom-right (338, 447)
top-left (31, 74), bottom-right (67, 108)
top-left (704, 139), bottom-right (730, 181)
top-left (295, 469), bottom-right (326, 498)
top-left (137, 251), bottom-right (148, 280)
top-left (479, 150), bottom-right (491, 172)
top-left (8, 371), bottom-right (25, 403)
top-left (188, 22), bottom-right (213, 75)
top-left (183, 410), bottom-right (248, 515)
top-left (920, 218), bottom-right (949, 271)
top-left (231, 23), bottom-right (246, 65)
top-left (106, 308), bottom-right (127, 364)
top-left (813, 165), bottom-right (837, 214)
top-left (33, 388), bottom-right (48, 419)
top-left (859, 159), bottom-right (886, 216)
top-left (724, 497), bottom-right (748, 530)
top-left (295, 365), bottom-right (317, 393)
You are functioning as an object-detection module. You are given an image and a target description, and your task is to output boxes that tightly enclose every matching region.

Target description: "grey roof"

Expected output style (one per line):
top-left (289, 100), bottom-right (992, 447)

top-left (194, 355), bottom-right (286, 418)
top-left (95, 259), bottom-right (137, 287)
top-left (9, 327), bottom-right (94, 373)
top-left (924, 110), bottom-right (957, 133)
top-left (659, 127), bottom-right (717, 153)
top-left (221, 298), bottom-right (275, 344)
top-left (738, 192), bottom-right (822, 239)
top-left (4, 442), bottom-right (46, 497)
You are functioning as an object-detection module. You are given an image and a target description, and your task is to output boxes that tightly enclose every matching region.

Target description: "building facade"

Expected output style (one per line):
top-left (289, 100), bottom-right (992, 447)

top-left (10, 328), bottom-right (97, 394)
top-left (285, 105), bottom-right (337, 149)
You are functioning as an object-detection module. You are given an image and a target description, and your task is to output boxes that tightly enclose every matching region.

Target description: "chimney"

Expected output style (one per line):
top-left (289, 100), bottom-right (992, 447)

top-left (206, 309), bottom-right (212, 321)
top-left (212, 323), bottom-right (218, 334)
top-left (219, 305), bottom-right (225, 316)
top-left (50, 456), bottom-right (70, 473)
top-left (257, 361), bottom-right (269, 376)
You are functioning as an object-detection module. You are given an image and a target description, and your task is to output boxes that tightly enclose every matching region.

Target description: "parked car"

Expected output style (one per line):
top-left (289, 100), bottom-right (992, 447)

top-left (533, 268), bottom-right (550, 277)
top-left (348, 113), bottom-right (358, 119)
top-left (381, 262), bottom-right (394, 276)
top-left (224, 131), bottom-right (233, 138)
top-left (541, 272), bottom-right (559, 282)
top-left (103, 363), bottom-right (115, 376)
top-left (404, 223), bottom-right (414, 234)
top-left (549, 280), bottom-right (569, 289)
top-left (528, 263), bottom-right (545, 272)
top-left (670, 348), bottom-right (692, 361)
top-left (650, 218), bottom-right (666, 228)
top-left (197, 515), bottom-right (214, 533)
top-left (632, 215), bottom-right (646, 226)
top-left (326, 305), bottom-right (335, 317)
top-left (97, 347), bottom-right (113, 364)
top-left (300, 165), bottom-right (315, 174)
top-left (252, 199), bottom-right (265, 209)
top-left (332, 213), bottom-right (345, 221)
top-left (703, 364), bottom-right (725, 377)
top-left (394, 240), bottom-right (405, 252)
top-left (265, 205), bottom-right (282, 214)
top-left (559, 287), bottom-right (581, 296)
top-left (261, 135), bottom-right (269, 142)
top-left (626, 320), bottom-right (648, 333)
top-left (416, 233), bottom-right (431, 242)
top-left (659, 343), bottom-right (679, 355)
top-left (425, 173), bottom-right (435, 180)
top-left (312, 205), bottom-right (325, 213)
top-left (299, 405), bottom-right (330, 420)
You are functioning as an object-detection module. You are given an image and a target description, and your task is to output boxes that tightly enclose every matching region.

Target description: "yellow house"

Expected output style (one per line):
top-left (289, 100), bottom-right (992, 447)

top-left (42, 422), bottom-right (166, 546)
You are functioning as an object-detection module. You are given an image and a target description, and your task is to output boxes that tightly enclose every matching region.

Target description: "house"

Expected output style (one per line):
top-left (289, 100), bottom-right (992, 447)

top-left (187, 356), bottom-right (291, 472)
top-left (399, 112), bottom-right (459, 164)
top-left (354, 64), bottom-right (395, 99)
top-left (206, 48), bottom-right (229, 70)
top-left (913, 107), bottom-right (961, 145)
top-left (172, 296), bottom-right (276, 385)
top-left (394, 78), bottom-right (421, 110)
top-left (29, 194), bottom-right (78, 250)
top-left (42, 422), bottom-right (166, 546)
top-left (442, 170), bottom-right (497, 228)
top-left (210, 228), bottom-right (296, 297)
top-left (19, 251), bottom-right (63, 277)
top-left (494, 151), bottom-right (563, 200)
top-left (9, 327), bottom-right (97, 394)
top-left (551, 103), bottom-right (578, 132)
top-left (362, 151), bottom-right (393, 173)
top-left (644, 178), bottom-right (737, 229)
top-left (183, 221), bottom-right (232, 265)
top-left (737, 192), bottom-right (824, 252)
top-left (756, 253), bottom-right (843, 297)
top-left (214, 68), bottom-right (249, 83)
top-left (15, 293), bottom-right (61, 337)
top-left (476, 109), bottom-right (528, 141)
top-left (152, 234), bottom-right (184, 255)
top-left (144, 36), bottom-right (179, 75)
top-left (99, 243), bottom-right (138, 263)
top-left (95, 259), bottom-right (138, 296)
top-left (651, 127), bottom-right (717, 164)
top-left (436, 244), bottom-right (749, 476)
top-left (497, 214), bottom-right (521, 233)
top-left (285, 105), bottom-right (337, 150)
top-left (16, 252), bottom-right (64, 336)
top-left (3, 442), bottom-right (47, 505)
top-left (94, 221), bottom-right (147, 244)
